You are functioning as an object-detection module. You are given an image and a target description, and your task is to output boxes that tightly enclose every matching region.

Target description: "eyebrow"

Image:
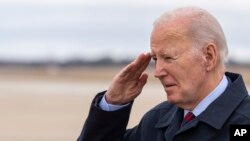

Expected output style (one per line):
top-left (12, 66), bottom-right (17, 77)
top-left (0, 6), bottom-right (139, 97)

top-left (160, 51), bottom-right (169, 55)
top-left (158, 51), bottom-right (172, 57)
top-left (150, 52), bottom-right (173, 59)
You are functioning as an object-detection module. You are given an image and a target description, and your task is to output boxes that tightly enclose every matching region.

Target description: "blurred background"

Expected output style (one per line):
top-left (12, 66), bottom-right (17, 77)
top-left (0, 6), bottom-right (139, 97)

top-left (0, 0), bottom-right (249, 140)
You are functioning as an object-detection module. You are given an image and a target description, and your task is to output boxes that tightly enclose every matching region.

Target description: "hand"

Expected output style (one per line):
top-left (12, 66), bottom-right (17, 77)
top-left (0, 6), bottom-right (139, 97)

top-left (105, 53), bottom-right (151, 105)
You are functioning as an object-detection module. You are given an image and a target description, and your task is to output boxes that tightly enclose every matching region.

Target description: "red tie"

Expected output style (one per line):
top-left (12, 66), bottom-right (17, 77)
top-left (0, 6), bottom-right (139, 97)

top-left (181, 112), bottom-right (195, 127)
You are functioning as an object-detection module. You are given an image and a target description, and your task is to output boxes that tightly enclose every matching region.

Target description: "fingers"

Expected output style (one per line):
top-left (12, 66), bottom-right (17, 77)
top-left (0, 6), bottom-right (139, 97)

top-left (119, 53), bottom-right (151, 78)
top-left (137, 73), bottom-right (148, 90)
top-left (119, 62), bottom-right (135, 78)
top-left (138, 53), bottom-right (151, 73)
top-left (131, 53), bottom-right (151, 78)
top-left (106, 53), bottom-right (151, 104)
top-left (133, 53), bottom-right (151, 69)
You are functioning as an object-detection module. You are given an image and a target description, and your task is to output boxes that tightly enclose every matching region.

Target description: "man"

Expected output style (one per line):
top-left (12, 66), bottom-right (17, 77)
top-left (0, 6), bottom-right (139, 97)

top-left (78, 6), bottom-right (250, 141)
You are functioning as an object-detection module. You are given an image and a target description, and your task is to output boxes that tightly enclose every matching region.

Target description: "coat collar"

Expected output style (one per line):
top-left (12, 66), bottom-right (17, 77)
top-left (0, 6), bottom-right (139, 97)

top-left (155, 72), bottom-right (248, 130)
top-left (155, 106), bottom-right (182, 128)
top-left (198, 72), bottom-right (248, 129)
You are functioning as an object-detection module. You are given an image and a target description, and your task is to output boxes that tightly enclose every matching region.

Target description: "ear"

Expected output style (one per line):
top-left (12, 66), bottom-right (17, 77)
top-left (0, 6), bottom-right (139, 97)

top-left (202, 43), bottom-right (218, 71)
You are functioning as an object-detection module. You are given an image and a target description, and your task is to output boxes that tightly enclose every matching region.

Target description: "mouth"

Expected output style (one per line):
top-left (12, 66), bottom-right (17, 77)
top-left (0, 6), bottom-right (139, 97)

top-left (160, 79), bottom-right (177, 91)
top-left (164, 84), bottom-right (176, 90)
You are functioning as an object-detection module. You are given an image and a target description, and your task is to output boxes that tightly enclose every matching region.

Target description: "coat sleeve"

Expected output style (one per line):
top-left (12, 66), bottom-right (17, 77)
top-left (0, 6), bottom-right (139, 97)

top-left (77, 92), bottom-right (134, 141)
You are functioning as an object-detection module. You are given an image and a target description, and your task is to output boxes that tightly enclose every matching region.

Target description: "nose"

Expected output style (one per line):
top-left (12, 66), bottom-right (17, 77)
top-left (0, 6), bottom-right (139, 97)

top-left (154, 60), bottom-right (167, 78)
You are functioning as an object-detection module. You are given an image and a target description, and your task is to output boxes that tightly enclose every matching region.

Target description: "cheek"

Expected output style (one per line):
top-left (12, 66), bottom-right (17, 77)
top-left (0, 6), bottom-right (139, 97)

top-left (176, 65), bottom-right (206, 96)
top-left (182, 60), bottom-right (206, 81)
top-left (182, 69), bottom-right (206, 91)
top-left (180, 70), bottom-right (207, 102)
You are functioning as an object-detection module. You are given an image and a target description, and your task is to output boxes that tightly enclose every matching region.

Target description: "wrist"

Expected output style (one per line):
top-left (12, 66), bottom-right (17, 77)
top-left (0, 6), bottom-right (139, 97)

top-left (105, 94), bottom-right (129, 105)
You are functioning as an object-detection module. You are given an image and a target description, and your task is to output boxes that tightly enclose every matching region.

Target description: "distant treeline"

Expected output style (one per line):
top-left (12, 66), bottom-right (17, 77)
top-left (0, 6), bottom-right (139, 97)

top-left (0, 58), bottom-right (133, 68)
top-left (0, 57), bottom-right (249, 68)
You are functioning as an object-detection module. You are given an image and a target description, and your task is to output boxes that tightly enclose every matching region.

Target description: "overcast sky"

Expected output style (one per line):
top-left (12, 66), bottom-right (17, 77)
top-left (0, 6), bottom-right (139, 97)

top-left (0, 0), bottom-right (250, 63)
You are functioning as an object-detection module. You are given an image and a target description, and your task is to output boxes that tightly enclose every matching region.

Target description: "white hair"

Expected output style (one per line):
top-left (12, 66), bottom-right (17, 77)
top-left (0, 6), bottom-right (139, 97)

top-left (153, 6), bottom-right (228, 65)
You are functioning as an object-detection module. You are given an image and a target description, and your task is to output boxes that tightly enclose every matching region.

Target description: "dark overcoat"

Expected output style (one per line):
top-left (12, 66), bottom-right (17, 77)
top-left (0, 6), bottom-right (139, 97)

top-left (78, 72), bottom-right (250, 141)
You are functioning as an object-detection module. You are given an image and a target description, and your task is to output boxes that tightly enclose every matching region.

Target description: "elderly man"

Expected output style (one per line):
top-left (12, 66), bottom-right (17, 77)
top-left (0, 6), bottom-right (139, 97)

top-left (78, 6), bottom-right (250, 141)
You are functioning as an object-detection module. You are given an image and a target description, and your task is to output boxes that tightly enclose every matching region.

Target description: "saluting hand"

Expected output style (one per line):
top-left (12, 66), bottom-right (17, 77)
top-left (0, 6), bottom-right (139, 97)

top-left (105, 53), bottom-right (151, 105)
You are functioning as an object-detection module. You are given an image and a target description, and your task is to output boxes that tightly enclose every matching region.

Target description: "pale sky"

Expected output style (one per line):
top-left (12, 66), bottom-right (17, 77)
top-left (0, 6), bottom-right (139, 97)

top-left (0, 0), bottom-right (250, 63)
top-left (0, 0), bottom-right (249, 7)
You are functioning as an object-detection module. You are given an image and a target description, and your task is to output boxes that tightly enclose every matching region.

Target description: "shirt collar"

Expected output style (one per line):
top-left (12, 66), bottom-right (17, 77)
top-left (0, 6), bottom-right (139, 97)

top-left (184, 75), bottom-right (228, 117)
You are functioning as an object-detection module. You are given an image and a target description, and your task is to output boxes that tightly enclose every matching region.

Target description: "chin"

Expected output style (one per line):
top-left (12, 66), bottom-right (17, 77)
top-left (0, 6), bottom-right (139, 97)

top-left (166, 95), bottom-right (177, 103)
top-left (166, 92), bottom-right (182, 104)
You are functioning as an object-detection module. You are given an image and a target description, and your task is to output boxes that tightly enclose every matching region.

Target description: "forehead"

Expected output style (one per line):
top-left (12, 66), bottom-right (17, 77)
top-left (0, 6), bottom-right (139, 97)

top-left (151, 25), bottom-right (190, 47)
top-left (150, 30), bottom-right (192, 55)
top-left (151, 17), bottom-right (191, 40)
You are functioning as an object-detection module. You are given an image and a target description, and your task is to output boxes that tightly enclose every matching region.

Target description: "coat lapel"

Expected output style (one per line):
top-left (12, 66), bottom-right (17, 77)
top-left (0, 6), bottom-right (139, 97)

top-left (155, 106), bottom-right (184, 141)
top-left (176, 118), bottom-right (199, 134)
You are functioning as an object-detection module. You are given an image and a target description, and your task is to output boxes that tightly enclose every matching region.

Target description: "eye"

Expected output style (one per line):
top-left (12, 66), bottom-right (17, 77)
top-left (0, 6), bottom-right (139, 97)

top-left (163, 56), bottom-right (174, 60)
top-left (164, 56), bottom-right (173, 60)
top-left (163, 55), bottom-right (177, 62)
top-left (152, 57), bottom-right (157, 61)
top-left (151, 55), bottom-right (157, 61)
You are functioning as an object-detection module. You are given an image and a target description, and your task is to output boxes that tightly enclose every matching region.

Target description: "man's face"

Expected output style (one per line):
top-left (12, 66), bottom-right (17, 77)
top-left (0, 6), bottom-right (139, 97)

top-left (150, 26), bottom-right (208, 109)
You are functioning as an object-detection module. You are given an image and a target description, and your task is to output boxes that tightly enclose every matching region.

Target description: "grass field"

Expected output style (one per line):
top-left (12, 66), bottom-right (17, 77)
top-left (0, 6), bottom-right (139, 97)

top-left (0, 66), bottom-right (249, 141)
